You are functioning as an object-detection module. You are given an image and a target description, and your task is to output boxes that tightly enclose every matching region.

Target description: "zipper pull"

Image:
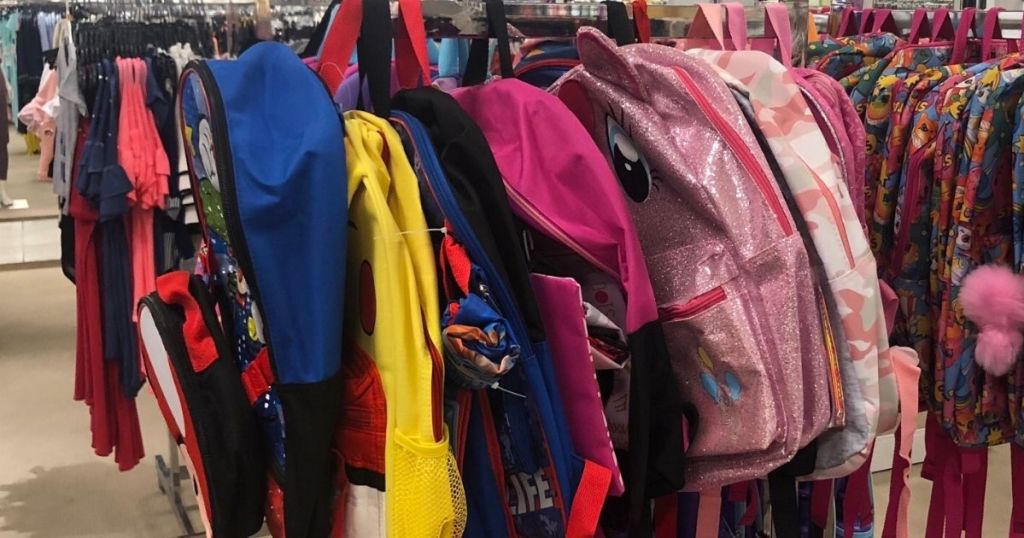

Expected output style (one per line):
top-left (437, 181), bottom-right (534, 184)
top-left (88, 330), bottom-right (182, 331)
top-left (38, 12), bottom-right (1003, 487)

top-left (522, 228), bottom-right (535, 266)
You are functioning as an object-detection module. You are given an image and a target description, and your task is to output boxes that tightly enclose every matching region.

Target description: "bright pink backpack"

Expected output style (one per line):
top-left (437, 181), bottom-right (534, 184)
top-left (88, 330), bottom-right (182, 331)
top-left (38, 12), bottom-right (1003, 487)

top-left (553, 28), bottom-right (832, 490)
top-left (453, 78), bottom-right (689, 536)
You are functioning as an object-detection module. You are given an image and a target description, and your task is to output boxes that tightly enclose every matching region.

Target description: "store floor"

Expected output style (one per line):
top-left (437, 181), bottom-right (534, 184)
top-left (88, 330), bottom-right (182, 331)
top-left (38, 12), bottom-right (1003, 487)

top-left (0, 267), bottom-right (196, 538)
top-left (0, 129), bottom-right (60, 221)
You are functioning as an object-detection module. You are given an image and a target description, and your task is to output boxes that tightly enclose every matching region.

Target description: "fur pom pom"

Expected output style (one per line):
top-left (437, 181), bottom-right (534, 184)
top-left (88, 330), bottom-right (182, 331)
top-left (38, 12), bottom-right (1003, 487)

top-left (975, 329), bottom-right (1023, 376)
top-left (961, 264), bottom-right (1024, 376)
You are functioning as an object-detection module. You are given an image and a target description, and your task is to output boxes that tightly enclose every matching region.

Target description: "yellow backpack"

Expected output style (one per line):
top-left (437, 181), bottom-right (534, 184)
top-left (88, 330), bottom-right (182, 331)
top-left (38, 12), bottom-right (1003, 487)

top-left (338, 111), bottom-right (466, 538)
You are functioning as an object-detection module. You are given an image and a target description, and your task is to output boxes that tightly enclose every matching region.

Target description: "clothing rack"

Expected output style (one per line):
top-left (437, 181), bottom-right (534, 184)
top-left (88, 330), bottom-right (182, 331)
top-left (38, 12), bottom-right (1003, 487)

top-left (155, 437), bottom-right (203, 538)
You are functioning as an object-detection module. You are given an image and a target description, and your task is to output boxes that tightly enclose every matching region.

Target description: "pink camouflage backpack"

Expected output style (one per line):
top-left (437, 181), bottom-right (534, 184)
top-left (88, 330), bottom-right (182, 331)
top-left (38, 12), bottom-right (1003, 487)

top-left (687, 46), bottom-right (918, 474)
top-left (552, 28), bottom-right (832, 491)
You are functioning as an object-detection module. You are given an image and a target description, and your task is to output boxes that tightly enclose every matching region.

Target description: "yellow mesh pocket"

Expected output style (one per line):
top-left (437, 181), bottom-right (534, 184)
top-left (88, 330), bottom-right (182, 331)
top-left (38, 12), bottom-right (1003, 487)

top-left (390, 430), bottom-right (467, 538)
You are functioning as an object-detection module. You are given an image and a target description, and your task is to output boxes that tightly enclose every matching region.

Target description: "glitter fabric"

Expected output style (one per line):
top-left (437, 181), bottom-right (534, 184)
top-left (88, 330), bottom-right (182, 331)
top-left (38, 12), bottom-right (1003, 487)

top-left (554, 28), bottom-right (834, 490)
top-left (692, 49), bottom-right (894, 479)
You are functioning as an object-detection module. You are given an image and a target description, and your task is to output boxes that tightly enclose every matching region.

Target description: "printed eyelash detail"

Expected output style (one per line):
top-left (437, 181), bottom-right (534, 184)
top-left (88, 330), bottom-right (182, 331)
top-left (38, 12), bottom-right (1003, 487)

top-left (603, 103), bottom-right (629, 138)
top-left (606, 101), bottom-right (662, 183)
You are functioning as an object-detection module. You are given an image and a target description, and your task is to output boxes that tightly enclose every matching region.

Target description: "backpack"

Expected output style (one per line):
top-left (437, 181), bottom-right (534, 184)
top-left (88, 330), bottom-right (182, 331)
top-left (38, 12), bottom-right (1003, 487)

top-left (452, 77), bottom-right (690, 536)
top-left (689, 48), bottom-right (898, 477)
top-left (138, 271), bottom-right (266, 538)
top-left (793, 68), bottom-right (868, 223)
top-left (390, 89), bottom-right (580, 538)
top-left (178, 42), bottom-right (348, 537)
top-left (887, 64), bottom-right (989, 405)
top-left (333, 110), bottom-right (466, 538)
top-left (514, 41), bottom-right (580, 88)
top-left (935, 56), bottom-right (1024, 447)
top-left (553, 28), bottom-right (828, 489)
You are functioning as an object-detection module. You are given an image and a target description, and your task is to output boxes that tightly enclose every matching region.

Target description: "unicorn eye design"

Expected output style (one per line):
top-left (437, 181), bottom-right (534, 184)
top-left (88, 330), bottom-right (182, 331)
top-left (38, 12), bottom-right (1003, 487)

top-left (605, 113), bottom-right (652, 203)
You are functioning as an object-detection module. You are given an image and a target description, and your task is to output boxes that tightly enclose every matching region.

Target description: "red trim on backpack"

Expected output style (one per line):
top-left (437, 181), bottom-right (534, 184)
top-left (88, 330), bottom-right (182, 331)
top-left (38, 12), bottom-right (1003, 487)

top-left (810, 480), bottom-right (832, 530)
top-left (455, 389), bottom-right (473, 470)
top-left (156, 271), bottom-right (218, 373)
top-left (737, 481), bottom-right (759, 526)
top-left (632, 0), bottom-right (651, 44)
top-left (395, 0), bottom-right (431, 88)
top-left (1011, 445), bottom-right (1024, 536)
top-left (241, 349), bottom-right (276, 405)
top-left (441, 232), bottom-right (473, 297)
top-left (844, 453), bottom-right (873, 538)
top-left (961, 448), bottom-right (987, 538)
top-left (566, 460), bottom-right (612, 538)
top-left (653, 494), bottom-right (679, 538)
top-left (478, 390), bottom-right (519, 535)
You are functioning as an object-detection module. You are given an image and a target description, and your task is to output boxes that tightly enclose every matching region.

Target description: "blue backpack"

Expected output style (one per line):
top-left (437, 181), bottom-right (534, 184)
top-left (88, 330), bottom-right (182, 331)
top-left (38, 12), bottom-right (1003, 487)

top-left (391, 89), bottom-right (581, 538)
top-left (178, 42), bottom-right (348, 537)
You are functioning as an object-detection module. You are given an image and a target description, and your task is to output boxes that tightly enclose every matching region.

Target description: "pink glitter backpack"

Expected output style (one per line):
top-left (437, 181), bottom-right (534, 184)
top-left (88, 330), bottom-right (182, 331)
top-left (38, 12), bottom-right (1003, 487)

top-left (553, 28), bottom-right (833, 489)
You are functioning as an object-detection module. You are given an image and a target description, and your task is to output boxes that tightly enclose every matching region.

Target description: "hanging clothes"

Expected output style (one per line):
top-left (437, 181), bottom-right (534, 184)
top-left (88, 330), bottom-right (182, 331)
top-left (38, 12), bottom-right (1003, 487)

top-left (18, 62), bottom-right (57, 181)
top-left (54, 19), bottom-right (86, 212)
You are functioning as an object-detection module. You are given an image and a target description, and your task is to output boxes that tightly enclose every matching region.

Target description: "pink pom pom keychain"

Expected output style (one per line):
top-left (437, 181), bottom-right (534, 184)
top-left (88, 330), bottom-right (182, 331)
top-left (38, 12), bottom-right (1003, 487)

top-left (960, 264), bottom-right (1024, 376)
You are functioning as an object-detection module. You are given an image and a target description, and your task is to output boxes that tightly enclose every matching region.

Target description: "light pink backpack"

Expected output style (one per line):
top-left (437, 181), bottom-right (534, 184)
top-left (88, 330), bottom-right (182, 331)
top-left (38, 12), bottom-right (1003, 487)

top-left (687, 48), bottom-right (891, 477)
top-left (553, 28), bottom-right (833, 489)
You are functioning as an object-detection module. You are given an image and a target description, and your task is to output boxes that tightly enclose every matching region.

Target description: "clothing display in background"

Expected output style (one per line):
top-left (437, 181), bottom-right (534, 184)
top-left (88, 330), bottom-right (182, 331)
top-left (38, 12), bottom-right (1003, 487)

top-left (18, 62), bottom-right (57, 181)
top-left (57, 18), bottom-right (206, 471)
top-left (15, 9), bottom-right (45, 134)
top-left (0, 10), bottom-right (18, 124)
top-left (53, 18), bottom-right (85, 213)
top-left (808, 6), bottom-right (1024, 537)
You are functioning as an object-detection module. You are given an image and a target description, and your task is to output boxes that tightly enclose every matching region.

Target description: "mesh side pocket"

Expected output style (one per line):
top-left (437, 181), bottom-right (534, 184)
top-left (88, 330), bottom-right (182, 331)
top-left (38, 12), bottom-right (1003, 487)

top-left (390, 429), bottom-right (467, 538)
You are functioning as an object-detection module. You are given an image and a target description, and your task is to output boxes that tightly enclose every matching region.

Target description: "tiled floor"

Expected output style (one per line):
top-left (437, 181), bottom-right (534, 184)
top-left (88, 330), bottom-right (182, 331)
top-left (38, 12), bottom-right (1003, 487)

top-left (0, 218), bottom-right (60, 266)
top-left (0, 128), bottom-right (61, 267)
top-left (0, 267), bottom-right (193, 538)
top-left (0, 129), bottom-right (60, 221)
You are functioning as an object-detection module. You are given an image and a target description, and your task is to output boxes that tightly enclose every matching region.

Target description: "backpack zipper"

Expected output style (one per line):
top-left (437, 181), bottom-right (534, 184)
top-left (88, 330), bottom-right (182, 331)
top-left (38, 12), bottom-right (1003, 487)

top-left (182, 62), bottom-right (277, 376)
top-left (808, 166), bottom-right (857, 268)
top-left (503, 185), bottom-right (619, 279)
top-left (514, 58), bottom-right (579, 77)
top-left (890, 147), bottom-right (927, 273)
top-left (671, 66), bottom-right (795, 236)
top-left (658, 287), bottom-right (727, 322)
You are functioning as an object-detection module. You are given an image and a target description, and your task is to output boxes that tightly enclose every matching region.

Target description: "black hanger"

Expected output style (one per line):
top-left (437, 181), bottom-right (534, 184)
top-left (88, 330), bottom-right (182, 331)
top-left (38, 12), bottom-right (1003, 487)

top-left (603, 0), bottom-right (637, 46)
top-left (463, 0), bottom-right (514, 86)
top-left (357, 0), bottom-right (393, 118)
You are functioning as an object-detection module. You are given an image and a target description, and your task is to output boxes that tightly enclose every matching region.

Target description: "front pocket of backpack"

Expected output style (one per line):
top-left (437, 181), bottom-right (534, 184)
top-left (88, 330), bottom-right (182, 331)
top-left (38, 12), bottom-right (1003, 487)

top-left (390, 430), bottom-right (467, 538)
top-left (659, 283), bottom-right (783, 458)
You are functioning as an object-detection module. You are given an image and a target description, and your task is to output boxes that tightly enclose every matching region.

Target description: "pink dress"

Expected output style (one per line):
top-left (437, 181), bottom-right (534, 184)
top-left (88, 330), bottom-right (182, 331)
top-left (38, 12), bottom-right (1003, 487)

top-left (116, 57), bottom-right (169, 324)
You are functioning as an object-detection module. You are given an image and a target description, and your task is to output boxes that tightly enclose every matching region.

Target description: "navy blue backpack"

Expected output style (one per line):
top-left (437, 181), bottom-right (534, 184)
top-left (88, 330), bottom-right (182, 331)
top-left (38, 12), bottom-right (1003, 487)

top-left (178, 42), bottom-right (348, 537)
